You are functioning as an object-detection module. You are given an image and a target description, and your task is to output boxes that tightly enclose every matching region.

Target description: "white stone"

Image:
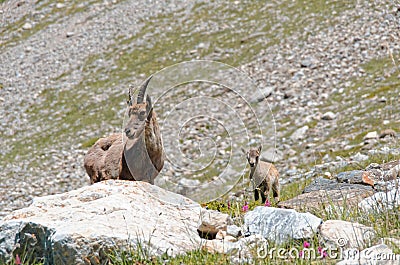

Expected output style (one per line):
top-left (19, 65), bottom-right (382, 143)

top-left (290, 125), bottom-right (309, 141)
top-left (321, 111), bottom-right (336, 120)
top-left (363, 131), bottom-right (378, 140)
top-left (22, 22), bottom-right (32, 30)
top-left (204, 234), bottom-right (266, 263)
top-left (351, 152), bottom-right (369, 162)
top-left (198, 209), bottom-right (231, 236)
top-left (319, 220), bottom-right (376, 249)
top-left (226, 224), bottom-right (241, 237)
top-left (243, 206), bottom-right (322, 244)
top-left (0, 180), bottom-right (230, 263)
top-left (358, 188), bottom-right (400, 213)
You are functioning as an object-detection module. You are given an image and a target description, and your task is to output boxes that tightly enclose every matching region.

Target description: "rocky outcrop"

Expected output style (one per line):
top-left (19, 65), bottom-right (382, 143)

top-left (243, 206), bottom-right (322, 244)
top-left (278, 188), bottom-right (374, 213)
top-left (279, 160), bottom-right (400, 213)
top-left (0, 180), bottom-right (230, 265)
top-left (278, 177), bottom-right (374, 213)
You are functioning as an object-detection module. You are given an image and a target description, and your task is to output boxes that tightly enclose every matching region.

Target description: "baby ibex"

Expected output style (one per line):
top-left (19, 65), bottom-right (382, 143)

top-left (245, 146), bottom-right (280, 203)
top-left (84, 76), bottom-right (165, 184)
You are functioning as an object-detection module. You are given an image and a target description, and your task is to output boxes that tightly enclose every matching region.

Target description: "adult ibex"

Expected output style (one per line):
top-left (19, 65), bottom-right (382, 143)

top-left (245, 146), bottom-right (280, 204)
top-left (84, 76), bottom-right (165, 184)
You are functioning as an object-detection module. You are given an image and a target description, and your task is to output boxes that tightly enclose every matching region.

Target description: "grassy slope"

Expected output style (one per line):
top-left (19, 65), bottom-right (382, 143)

top-left (1, 0), bottom-right (399, 264)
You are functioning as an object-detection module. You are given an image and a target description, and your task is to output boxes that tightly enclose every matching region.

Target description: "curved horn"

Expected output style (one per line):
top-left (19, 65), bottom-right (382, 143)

top-left (137, 75), bottom-right (153, 103)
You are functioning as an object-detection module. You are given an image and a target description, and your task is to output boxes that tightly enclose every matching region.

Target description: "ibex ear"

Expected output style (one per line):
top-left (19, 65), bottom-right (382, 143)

top-left (258, 145), bottom-right (262, 153)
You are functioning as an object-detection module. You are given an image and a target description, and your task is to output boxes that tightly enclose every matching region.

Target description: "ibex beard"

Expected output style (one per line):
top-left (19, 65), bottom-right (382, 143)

top-left (84, 76), bottom-right (165, 185)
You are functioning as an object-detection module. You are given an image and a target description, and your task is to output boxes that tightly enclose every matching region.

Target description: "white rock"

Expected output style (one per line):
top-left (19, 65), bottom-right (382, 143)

top-left (22, 22), bottom-right (32, 30)
top-left (319, 220), bottom-right (376, 249)
top-left (215, 230), bottom-right (227, 240)
top-left (251, 87), bottom-right (274, 102)
top-left (243, 206), bottom-right (322, 244)
top-left (0, 180), bottom-right (226, 263)
top-left (198, 209), bottom-right (231, 236)
top-left (56, 3), bottom-right (65, 8)
top-left (260, 147), bottom-right (283, 163)
top-left (205, 234), bottom-right (266, 263)
top-left (363, 131), bottom-right (378, 140)
top-left (351, 152), bottom-right (369, 162)
top-left (290, 125), bottom-right (309, 141)
top-left (226, 224), bottom-right (241, 237)
top-left (321, 111), bottom-right (336, 120)
top-left (358, 188), bottom-right (400, 213)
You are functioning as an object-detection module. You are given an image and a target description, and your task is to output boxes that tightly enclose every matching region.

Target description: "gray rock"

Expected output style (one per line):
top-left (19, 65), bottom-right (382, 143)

top-left (321, 111), bottom-right (336, 120)
top-left (290, 125), bottom-right (309, 141)
top-left (279, 188), bottom-right (374, 213)
top-left (351, 152), bottom-right (369, 162)
top-left (336, 170), bottom-right (374, 186)
top-left (379, 129), bottom-right (396, 139)
top-left (260, 147), bottom-right (283, 163)
top-left (0, 180), bottom-right (219, 264)
top-left (243, 207), bottom-right (322, 244)
top-left (300, 57), bottom-right (318, 68)
top-left (303, 177), bottom-right (373, 193)
top-left (251, 87), bottom-right (273, 102)
top-left (226, 225), bottom-right (241, 238)
top-left (178, 178), bottom-right (201, 187)
top-left (22, 22), bottom-right (32, 30)
top-left (319, 220), bottom-right (376, 249)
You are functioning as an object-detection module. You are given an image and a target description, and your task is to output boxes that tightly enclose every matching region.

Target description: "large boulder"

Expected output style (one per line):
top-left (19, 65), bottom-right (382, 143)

top-left (243, 206), bottom-right (322, 244)
top-left (0, 180), bottom-right (229, 264)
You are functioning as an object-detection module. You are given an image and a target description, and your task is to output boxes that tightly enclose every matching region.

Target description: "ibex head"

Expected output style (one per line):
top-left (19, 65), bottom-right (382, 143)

top-left (125, 76), bottom-right (154, 139)
top-left (246, 145), bottom-right (262, 168)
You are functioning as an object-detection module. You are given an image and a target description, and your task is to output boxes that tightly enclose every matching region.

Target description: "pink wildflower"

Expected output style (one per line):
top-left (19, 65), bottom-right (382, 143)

top-left (264, 199), bottom-right (271, 207)
top-left (303, 241), bottom-right (311, 248)
top-left (15, 254), bottom-right (21, 265)
top-left (242, 202), bottom-right (249, 212)
top-left (299, 250), bottom-right (304, 257)
top-left (227, 201), bottom-right (231, 210)
top-left (318, 246), bottom-right (328, 258)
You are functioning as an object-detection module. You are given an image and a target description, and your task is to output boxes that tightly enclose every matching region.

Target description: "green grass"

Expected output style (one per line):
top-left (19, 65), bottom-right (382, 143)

top-left (0, 0), bottom-right (361, 178)
top-left (108, 249), bottom-right (229, 265)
